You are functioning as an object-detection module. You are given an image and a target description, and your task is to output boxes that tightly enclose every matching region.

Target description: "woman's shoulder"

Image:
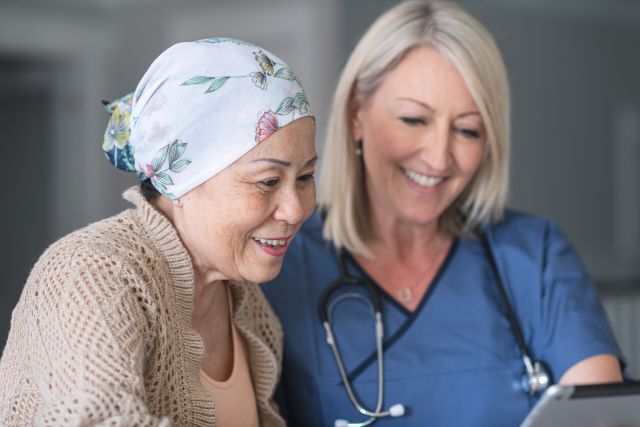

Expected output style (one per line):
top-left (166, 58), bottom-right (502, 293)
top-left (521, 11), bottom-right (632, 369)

top-left (35, 209), bottom-right (144, 268)
top-left (483, 209), bottom-right (586, 280)
top-left (35, 187), bottom-right (180, 275)
top-left (21, 207), bottom-right (166, 311)
top-left (491, 209), bottom-right (551, 233)
top-left (6, 212), bottom-right (158, 351)
top-left (486, 209), bottom-right (567, 249)
top-left (17, 188), bottom-right (190, 328)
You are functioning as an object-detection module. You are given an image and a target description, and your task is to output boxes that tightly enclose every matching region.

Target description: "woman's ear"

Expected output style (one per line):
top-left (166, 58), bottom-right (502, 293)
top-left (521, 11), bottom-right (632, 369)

top-left (349, 91), bottom-right (364, 141)
top-left (351, 112), bottom-right (363, 142)
top-left (151, 193), bottom-right (181, 225)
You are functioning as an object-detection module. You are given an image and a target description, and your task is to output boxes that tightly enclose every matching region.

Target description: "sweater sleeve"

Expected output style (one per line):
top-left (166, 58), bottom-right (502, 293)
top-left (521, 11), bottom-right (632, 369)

top-left (5, 241), bottom-right (171, 426)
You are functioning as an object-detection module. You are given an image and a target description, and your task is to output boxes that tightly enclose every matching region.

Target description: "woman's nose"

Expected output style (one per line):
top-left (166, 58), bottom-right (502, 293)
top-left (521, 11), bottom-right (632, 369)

top-left (421, 124), bottom-right (452, 171)
top-left (273, 186), bottom-right (307, 225)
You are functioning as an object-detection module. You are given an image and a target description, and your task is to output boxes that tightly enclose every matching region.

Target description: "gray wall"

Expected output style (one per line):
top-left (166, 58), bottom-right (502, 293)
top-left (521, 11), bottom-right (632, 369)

top-left (471, 3), bottom-right (640, 281)
top-left (0, 57), bottom-right (55, 333)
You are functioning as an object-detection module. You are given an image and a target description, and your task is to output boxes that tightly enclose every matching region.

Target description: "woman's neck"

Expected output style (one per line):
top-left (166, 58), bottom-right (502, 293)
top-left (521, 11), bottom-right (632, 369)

top-left (367, 204), bottom-right (446, 263)
top-left (191, 278), bottom-right (234, 381)
top-left (192, 277), bottom-right (227, 315)
top-left (152, 193), bottom-right (234, 380)
top-left (356, 204), bottom-right (453, 311)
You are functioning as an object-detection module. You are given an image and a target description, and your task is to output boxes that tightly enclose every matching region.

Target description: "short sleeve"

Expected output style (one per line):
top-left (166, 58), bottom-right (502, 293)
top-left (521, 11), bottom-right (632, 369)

top-left (538, 221), bottom-right (626, 380)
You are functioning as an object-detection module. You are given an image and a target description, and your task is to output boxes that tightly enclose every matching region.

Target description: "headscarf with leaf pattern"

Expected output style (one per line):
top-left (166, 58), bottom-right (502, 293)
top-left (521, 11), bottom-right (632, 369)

top-left (102, 38), bottom-right (313, 200)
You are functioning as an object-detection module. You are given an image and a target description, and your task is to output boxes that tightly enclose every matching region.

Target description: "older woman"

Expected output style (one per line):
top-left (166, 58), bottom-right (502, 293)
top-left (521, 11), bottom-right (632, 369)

top-left (263, 1), bottom-right (624, 426)
top-left (0, 39), bottom-right (316, 426)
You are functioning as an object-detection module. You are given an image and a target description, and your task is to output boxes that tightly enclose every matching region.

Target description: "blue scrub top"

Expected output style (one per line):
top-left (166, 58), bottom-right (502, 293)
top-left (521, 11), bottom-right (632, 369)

top-left (263, 210), bottom-right (625, 427)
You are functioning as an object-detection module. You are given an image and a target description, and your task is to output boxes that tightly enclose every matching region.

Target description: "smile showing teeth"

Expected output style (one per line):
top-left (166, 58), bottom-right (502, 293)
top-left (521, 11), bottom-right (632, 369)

top-left (403, 168), bottom-right (444, 188)
top-left (252, 237), bottom-right (287, 247)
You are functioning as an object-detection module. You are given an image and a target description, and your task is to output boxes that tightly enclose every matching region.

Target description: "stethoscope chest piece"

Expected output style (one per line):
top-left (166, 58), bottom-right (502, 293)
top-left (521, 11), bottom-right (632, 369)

top-left (521, 356), bottom-right (551, 395)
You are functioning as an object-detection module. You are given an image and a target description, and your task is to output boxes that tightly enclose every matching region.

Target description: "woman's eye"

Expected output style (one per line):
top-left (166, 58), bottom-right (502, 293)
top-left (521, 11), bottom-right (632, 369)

top-left (260, 178), bottom-right (280, 188)
top-left (458, 128), bottom-right (481, 139)
top-left (297, 173), bottom-right (315, 182)
top-left (400, 116), bottom-right (426, 126)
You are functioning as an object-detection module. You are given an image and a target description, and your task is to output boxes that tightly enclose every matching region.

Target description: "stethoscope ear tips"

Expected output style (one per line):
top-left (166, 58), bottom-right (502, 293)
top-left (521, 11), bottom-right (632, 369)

top-left (335, 419), bottom-right (349, 427)
top-left (389, 404), bottom-right (405, 417)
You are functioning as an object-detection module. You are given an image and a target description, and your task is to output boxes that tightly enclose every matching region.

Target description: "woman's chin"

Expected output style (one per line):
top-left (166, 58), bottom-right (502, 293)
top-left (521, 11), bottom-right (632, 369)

top-left (244, 264), bottom-right (283, 285)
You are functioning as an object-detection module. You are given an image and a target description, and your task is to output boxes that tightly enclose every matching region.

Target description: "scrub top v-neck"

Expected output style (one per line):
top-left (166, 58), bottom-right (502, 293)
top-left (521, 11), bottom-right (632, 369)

top-left (262, 209), bottom-right (624, 427)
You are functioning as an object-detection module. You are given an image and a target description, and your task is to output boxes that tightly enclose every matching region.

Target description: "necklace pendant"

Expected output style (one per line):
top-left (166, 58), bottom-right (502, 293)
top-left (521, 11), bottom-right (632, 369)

top-left (397, 288), bottom-right (413, 304)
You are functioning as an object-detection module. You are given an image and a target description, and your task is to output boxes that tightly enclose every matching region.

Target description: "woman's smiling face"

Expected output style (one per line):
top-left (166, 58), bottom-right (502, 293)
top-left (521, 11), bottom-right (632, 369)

top-left (174, 116), bottom-right (316, 284)
top-left (352, 46), bottom-right (486, 229)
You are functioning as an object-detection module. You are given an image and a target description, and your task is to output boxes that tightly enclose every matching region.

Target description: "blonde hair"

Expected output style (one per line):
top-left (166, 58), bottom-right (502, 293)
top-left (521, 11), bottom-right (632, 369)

top-left (318, 0), bottom-right (510, 256)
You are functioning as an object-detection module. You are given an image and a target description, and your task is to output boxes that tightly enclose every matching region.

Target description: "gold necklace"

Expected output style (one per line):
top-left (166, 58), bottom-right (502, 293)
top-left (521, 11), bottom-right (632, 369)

top-left (393, 263), bottom-right (435, 304)
top-left (358, 236), bottom-right (451, 306)
top-left (369, 259), bottom-right (435, 305)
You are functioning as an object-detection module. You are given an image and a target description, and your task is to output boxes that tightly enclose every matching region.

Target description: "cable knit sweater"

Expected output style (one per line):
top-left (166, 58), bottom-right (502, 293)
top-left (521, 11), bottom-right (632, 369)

top-left (0, 187), bottom-right (285, 427)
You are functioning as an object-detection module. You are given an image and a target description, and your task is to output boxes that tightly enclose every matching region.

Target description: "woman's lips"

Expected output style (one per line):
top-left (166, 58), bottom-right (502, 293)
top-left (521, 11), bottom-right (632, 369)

top-left (402, 167), bottom-right (447, 194)
top-left (251, 236), bottom-right (291, 257)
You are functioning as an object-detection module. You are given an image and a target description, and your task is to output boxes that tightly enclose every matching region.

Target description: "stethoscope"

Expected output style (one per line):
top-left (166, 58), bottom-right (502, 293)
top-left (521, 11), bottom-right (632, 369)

top-left (318, 233), bottom-right (551, 427)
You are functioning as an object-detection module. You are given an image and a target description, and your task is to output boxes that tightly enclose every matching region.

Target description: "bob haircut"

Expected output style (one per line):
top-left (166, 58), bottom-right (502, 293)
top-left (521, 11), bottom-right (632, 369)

top-left (318, 0), bottom-right (510, 257)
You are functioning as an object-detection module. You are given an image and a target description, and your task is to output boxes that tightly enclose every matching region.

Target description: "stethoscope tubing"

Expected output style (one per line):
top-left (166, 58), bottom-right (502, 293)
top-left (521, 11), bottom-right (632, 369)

top-left (320, 275), bottom-right (390, 421)
top-left (479, 233), bottom-right (551, 395)
top-left (322, 311), bottom-right (386, 418)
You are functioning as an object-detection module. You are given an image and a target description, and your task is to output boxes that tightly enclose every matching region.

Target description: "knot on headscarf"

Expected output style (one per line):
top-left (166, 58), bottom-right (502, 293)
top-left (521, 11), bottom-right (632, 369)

top-left (102, 37), bottom-right (313, 200)
top-left (103, 93), bottom-right (136, 173)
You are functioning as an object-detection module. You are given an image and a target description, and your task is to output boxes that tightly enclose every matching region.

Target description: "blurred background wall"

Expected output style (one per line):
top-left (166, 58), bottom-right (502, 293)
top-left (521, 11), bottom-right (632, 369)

top-left (1, 0), bottom-right (639, 374)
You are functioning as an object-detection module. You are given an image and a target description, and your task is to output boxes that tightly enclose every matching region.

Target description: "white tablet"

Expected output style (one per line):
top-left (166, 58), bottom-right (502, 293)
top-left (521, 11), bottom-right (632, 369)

top-left (520, 381), bottom-right (640, 427)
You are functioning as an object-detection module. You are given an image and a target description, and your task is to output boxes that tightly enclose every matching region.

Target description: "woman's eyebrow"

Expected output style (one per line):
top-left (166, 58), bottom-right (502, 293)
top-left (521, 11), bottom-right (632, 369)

top-left (251, 155), bottom-right (318, 167)
top-left (396, 97), bottom-right (434, 111)
top-left (397, 97), bottom-right (480, 118)
top-left (251, 158), bottom-right (291, 166)
top-left (456, 111), bottom-right (481, 119)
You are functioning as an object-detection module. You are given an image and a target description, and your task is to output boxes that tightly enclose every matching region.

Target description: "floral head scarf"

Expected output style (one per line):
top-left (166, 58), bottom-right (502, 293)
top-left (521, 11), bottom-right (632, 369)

top-left (102, 38), bottom-right (313, 200)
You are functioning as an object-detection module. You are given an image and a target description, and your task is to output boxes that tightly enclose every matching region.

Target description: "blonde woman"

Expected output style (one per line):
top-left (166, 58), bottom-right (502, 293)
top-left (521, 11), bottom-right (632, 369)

top-left (0, 39), bottom-right (316, 426)
top-left (263, 1), bottom-right (624, 426)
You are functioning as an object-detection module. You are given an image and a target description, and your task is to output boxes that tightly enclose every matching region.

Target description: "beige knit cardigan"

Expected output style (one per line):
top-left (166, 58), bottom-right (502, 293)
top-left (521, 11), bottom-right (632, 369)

top-left (0, 187), bottom-right (285, 427)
